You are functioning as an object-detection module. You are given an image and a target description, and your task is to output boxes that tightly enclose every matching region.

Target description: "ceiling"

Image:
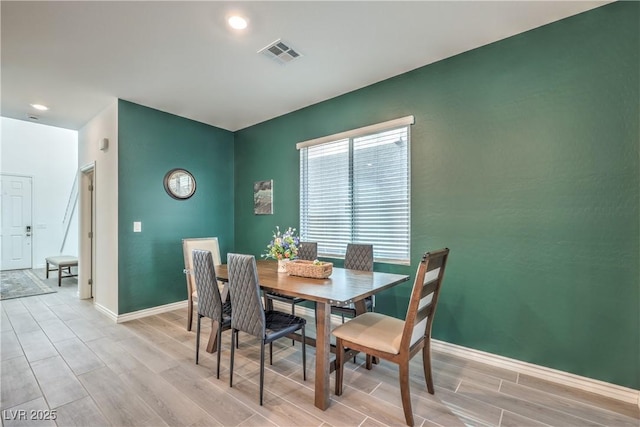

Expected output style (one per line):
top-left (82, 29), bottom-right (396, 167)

top-left (1, 1), bottom-right (611, 132)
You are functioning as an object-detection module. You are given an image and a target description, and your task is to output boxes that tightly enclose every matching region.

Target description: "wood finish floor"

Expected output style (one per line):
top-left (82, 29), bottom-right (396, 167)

top-left (1, 270), bottom-right (638, 427)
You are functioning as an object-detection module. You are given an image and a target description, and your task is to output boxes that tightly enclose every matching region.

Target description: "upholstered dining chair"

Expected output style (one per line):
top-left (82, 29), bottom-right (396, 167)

top-left (264, 242), bottom-right (317, 345)
top-left (332, 248), bottom-right (450, 426)
top-left (331, 243), bottom-right (374, 321)
top-left (297, 241), bottom-right (318, 261)
top-left (227, 253), bottom-right (307, 405)
top-left (192, 249), bottom-right (237, 379)
top-left (182, 237), bottom-right (222, 331)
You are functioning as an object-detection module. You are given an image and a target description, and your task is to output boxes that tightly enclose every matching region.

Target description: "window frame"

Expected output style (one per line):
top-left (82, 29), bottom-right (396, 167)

top-left (298, 116), bottom-right (413, 265)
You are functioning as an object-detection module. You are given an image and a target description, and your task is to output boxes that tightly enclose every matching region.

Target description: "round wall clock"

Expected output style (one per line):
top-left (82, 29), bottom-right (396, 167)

top-left (163, 168), bottom-right (196, 200)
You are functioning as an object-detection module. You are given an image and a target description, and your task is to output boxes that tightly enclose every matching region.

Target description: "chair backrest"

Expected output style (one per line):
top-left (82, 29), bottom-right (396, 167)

top-left (183, 237), bottom-right (221, 297)
top-left (227, 253), bottom-right (265, 339)
top-left (401, 248), bottom-right (450, 351)
top-left (344, 243), bottom-right (374, 271)
top-left (297, 242), bottom-right (318, 261)
top-left (192, 250), bottom-right (224, 320)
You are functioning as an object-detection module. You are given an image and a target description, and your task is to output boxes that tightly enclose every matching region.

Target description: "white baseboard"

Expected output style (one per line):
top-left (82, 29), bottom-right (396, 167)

top-left (94, 303), bottom-right (118, 322)
top-left (93, 300), bottom-right (188, 323)
top-left (285, 303), bottom-right (639, 407)
top-left (430, 339), bottom-right (639, 406)
top-left (115, 300), bottom-right (188, 323)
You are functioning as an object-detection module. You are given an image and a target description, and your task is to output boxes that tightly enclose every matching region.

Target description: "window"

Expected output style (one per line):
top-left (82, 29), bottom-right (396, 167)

top-left (298, 116), bottom-right (412, 264)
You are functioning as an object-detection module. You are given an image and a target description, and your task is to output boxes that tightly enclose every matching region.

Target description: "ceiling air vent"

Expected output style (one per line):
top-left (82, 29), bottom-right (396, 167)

top-left (258, 39), bottom-right (302, 65)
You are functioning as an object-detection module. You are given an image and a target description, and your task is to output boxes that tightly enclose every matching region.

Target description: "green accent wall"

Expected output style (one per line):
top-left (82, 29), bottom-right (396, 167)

top-left (233, 2), bottom-right (639, 389)
top-left (118, 100), bottom-right (235, 314)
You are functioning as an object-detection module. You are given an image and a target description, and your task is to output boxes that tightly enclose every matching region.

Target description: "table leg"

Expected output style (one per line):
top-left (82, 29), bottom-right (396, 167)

top-left (315, 301), bottom-right (331, 410)
top-left (206, 319), bottom-right (220, 353)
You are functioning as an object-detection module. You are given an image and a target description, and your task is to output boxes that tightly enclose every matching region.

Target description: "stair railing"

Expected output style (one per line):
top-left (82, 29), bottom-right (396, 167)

top-left (60, 173), bottom-right (79, 253)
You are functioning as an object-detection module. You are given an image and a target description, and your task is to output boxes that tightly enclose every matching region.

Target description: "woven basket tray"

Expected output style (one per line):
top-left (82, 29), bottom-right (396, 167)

top-left (286, 260), bottom-right (333, 279)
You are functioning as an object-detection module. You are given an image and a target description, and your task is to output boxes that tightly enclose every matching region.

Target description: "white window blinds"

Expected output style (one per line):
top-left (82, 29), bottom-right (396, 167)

top-left (299, 117), bottom-right (411, 263)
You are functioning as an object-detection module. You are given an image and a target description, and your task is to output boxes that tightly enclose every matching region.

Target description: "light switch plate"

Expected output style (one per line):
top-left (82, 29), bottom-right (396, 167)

top-left (133, 221), bottom-right (142, 232)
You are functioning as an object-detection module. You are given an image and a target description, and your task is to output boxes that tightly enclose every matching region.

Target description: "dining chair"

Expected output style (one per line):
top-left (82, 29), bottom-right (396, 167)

top-left (227, 253), bottom-right (307, 405)
top-left (331, 243), bottom-right (374, 321)
top-left (192, 249), bottom-right (237, 379)
top-left (264, 242), bottom-right (317, 345)
top-left (332, 248), bottom-right (450, 426)
top-left (297, 241), bottom-right (318, 261)
top-left (182, 237), bottom-right (222, 331)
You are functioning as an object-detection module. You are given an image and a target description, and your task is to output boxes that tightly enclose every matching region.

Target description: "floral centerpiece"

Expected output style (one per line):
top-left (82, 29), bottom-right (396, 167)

top-left (262, 226), bottom-right (300, 272)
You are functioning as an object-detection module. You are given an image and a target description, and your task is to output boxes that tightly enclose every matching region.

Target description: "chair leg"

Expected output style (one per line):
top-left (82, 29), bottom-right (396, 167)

top-left (260, 343), bottom-right (265, 406)
top-left (187, 299), bottom-right (194, 331)
top-left (235, 330), bottom-right (239, 348)
top-left (195, 315), bottom-right (201, 364)
top-left (399, 362), bottom-right (414, 426)
top-left (216, 322), bottom-right (223, 379)
top-left (291, 303), bottom-right (296, 346)
top-left (301, 326), bottom-right (306, 381)
top-left (422, 340), bottom-right (434, 394)
top-left (335, 338), bottom-right (344, 396)
top-left (269, 342), bottom-right (273, 365)
top-left (351, 317), bottom-right (356, 364)
top-left (265, 295), bottom-right (274, 311)
top-left (344, 312), bottom-right (355, 364)
top-left (230, 329), bottom-right (236, 387)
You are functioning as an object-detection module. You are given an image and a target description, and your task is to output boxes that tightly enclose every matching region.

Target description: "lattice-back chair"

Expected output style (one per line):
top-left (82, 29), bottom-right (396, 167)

top-left (331, 243), bottom-right (374, 321)
top-left (183, 237), bottom-right (222, 331)
top-left (297, 242), bottom-right (318, 261)
top-left (264, 242), bottom-right (317, 345)
top-left (332, 248), bottom-right (450, 426)
top-left (192, 249), bottom-right (235, 378)
top-left (227, 253), bottom-right (307, 405)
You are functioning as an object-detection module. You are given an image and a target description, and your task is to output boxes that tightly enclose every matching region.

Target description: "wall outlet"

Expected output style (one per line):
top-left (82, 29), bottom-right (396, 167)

top-left (133, 221), bottom-right (142, 232)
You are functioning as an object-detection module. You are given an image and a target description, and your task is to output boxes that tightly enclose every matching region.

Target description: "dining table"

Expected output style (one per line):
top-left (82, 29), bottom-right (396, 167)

top-left (210, 259), bottom-right (410, 411)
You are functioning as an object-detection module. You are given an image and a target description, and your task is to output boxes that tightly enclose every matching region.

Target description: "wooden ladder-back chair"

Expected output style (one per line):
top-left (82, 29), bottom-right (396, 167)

top-left (182, 237), bottom-right (222, 332)
top-left (332, 248), bottom-right (450, 426)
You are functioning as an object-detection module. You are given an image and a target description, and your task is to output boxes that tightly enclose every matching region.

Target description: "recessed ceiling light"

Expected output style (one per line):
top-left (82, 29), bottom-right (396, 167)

top-left (30, 103), bottom-right (49, 111)
top-left (228, 16), bottom-right (247, 30)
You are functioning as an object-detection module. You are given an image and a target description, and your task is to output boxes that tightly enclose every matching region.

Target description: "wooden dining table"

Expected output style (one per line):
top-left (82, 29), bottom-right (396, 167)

top-left (210, 259), bottom-right (410, 410)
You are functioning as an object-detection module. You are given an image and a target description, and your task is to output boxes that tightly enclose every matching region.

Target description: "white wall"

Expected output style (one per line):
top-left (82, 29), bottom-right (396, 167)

top-left (78, 100), bottom-right (118, 314)
top-left (0, 117), bottom-right (78, 268)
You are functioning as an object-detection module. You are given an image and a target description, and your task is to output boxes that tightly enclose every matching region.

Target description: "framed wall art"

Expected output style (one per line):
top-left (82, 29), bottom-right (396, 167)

top-left (254, 180), bottom-right (273, 215)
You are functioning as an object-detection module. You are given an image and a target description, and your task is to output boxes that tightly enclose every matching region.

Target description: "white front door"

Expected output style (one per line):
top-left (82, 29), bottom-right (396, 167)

top-left (1, 175), bottom-right (33, 270)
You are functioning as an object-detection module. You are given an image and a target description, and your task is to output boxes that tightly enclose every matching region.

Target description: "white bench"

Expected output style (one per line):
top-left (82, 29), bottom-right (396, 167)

top-left (45, 255), bottom-right (78, 287)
